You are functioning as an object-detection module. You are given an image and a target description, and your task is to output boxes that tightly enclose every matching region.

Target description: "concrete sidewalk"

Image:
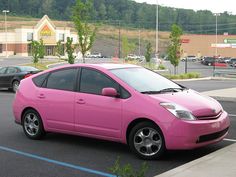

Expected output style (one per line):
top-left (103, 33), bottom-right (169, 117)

top-left (155, 143), bottom-right (236, 177)
top-left (155, 87), bottom-right (236, 177)
top-left (202, 87), bottom-right (236, 102)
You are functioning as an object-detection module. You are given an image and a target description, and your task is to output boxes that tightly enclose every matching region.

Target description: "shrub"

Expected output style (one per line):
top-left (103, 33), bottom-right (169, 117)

top-left (109, 157), bottom-right (148, 177)
top-left (163, 72), bottom-right (201, 80)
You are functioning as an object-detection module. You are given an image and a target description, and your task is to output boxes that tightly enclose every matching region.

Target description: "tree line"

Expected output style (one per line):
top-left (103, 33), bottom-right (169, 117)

top-left (2, 0), bottom-right (236, 34)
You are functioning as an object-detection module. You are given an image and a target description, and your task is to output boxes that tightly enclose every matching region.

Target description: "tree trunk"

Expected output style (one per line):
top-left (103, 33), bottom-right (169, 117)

top-left (174, 66), bottom-right (177, 75)
top-left (82, 55), bottom-right (85, 63)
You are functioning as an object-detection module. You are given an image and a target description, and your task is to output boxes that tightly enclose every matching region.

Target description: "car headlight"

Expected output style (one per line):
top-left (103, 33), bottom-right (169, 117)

top-left (160, 103), bottom-right (196, 120)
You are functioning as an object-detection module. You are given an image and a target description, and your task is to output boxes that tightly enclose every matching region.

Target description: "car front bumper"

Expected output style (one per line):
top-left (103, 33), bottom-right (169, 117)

top-left (164, 111), bottom-right (230, 150)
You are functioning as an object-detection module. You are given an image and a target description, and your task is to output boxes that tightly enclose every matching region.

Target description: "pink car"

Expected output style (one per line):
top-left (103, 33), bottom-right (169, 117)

top-left (12, 64), bottom-right (230, 159)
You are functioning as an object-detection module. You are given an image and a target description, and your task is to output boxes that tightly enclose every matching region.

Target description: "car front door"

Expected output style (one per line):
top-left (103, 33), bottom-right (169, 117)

top-left (75, 68), bottom-right (123, 139)
top-left (36, 68), bottom-right (78, 132)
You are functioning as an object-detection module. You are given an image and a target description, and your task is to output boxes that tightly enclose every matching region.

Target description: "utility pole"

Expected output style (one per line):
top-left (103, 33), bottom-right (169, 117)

top-left (139, 27), bottom-right (141, 57)
top-left (3, 10), bottom-right (9, 58)
top-left (155, 0), bottom-right (159, 58)
top-left (118, 20), bottom-right (121, 58)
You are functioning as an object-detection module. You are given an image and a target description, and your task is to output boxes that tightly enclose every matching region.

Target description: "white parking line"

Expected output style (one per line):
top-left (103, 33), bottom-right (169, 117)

top-left (229, 114), bottom-right (236, 117)
top-left (224, 138), bottom-right (236, 142)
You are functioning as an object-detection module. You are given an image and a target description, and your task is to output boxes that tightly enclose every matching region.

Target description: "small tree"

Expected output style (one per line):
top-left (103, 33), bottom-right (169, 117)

top-left (167, 24), bottom-right (183, 74)
top-left (122, 36), bottom-right (136, 59)
top-left (72, 0), bottom-right (96, 63)
top-left (39, 39), bottom-right (45, 63)
top-left (145, 42), bottom-right (152, 64)
top-left (31, 40), bottom-right (40, 67)
top-left (56, 40), bottom-right (64, 60)
top-left (65, 37), bottom-right (76, 64)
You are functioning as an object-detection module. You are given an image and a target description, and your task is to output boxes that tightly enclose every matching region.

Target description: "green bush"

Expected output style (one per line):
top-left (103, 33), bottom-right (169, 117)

top-left (163, 72), bottom-right (201, 80)
top-left (158, 64), bottom-right (166, 70)
top-left (109, 157), bottom-right (148, 177)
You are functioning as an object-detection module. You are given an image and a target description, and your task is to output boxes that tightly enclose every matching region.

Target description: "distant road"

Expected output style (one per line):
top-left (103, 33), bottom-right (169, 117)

top-left (0, 56), bottom-right (32, 66)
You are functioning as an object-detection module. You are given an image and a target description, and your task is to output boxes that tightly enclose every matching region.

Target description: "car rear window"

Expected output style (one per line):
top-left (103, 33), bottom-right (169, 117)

top-left (32, 73), bottom-right (49, 87)
top-left (19, 66), bottom-right (38, 72)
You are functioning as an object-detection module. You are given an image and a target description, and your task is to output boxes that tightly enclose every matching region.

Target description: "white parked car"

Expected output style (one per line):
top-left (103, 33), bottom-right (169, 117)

top-left (86, 52), bottom-right (102, 58)
top-left (181, 55), bottom-right (197, 62)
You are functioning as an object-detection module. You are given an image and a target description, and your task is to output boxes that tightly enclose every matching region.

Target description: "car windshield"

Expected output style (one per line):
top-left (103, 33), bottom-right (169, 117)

top-left (110, 67), bottom-right (183, 93)
top-left (19, 66), bottom-right (38, 72)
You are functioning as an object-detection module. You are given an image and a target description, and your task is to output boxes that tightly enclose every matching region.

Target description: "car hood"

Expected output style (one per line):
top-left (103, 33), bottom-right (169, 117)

top-left (148, 89), bottom-right (222, 118)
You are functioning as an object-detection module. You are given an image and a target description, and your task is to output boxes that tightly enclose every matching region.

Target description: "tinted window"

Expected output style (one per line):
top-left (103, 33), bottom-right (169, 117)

top-left (32, 73), bottom-right (49, 87)
top-left (80, 68), bottom-right (119, 95)
top-left (6, 67), bottom-right (18, 74)
top-left (46, 69), bottom-right (77, 91)
top-left (0, 67), bottom-right (7, 74)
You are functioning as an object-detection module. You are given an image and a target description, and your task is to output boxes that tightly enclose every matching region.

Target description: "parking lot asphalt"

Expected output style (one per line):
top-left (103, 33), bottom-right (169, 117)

top-left (0, 80), bottom-right (235, 177)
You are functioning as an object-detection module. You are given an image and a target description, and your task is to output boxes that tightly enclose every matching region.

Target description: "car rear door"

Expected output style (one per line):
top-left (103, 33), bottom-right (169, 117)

top-left (2, 67), bottom-right (19, 88)
top-left (75, 67), bottom-right (123, 139)
top-left (36, 68), bottom-right (78, 132)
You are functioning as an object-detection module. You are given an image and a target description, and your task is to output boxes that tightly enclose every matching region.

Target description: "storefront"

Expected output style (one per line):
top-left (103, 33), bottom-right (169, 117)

top-left (181, 34), bottom-right (236, 58)
top-left (0, 15), bottom-right (78, 57)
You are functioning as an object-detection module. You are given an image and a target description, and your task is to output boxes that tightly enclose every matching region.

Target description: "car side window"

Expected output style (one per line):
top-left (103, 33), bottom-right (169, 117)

top-left (46, 68), bottom-right (77, 91)
top-left (32, 73), bottom-right (49, 87)
top-left (79, 68), bottom-right (119, 95)
top-left (6, 67), bottom-right (18, 74)
top-left (0, 67), bottom-right (7, 74)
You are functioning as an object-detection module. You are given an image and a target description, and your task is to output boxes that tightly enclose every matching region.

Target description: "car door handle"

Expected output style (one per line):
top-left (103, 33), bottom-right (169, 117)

top-left (76, 99), bottom-right (85, 104)
top-left (38, 93), bottom-right (45, 99)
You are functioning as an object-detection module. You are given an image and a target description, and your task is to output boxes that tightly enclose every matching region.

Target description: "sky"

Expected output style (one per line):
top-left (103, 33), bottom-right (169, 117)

top-left (134, 0), bottom-right (236, 14)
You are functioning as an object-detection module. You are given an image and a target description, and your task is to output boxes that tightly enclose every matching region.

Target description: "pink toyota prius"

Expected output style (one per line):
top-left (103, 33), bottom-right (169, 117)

top-left (12, 64), bottom-right (230, 159)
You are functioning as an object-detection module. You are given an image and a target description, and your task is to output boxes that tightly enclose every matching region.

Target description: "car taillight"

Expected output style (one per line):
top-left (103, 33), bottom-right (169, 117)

top-left (24, 74), bottom-right (33, 79)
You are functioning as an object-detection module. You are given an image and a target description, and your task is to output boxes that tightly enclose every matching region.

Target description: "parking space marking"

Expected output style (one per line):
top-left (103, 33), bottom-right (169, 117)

top-left (0, 145), bottom-right (115, 177)
top-left (229, 114), bottom-right (236, 117)
top-left (223, 138), bottom-right (236, 142)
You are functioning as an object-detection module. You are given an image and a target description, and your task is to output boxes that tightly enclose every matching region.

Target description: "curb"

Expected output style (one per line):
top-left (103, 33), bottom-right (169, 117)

top-left (46, 62), bottom-right (67, 68)
top-left (210, 96), bottom-right (236, 102)
top-left (173, 77), bottom-right (212, 82)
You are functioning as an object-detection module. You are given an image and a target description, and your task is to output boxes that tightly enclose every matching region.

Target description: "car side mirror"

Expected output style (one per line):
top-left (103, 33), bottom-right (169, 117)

top-left (102, 88), bottom-right (118, 97)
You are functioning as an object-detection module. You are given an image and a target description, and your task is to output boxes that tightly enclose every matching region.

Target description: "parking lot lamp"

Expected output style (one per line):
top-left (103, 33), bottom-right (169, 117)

top-left (2, 10), bottom-right (9, 58)
top-left (213, 13), bottom-right (220, 73)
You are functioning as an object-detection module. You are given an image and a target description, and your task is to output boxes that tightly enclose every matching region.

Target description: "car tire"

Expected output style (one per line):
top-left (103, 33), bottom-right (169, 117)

top-left (128, 121), bottom-right (166, 160)
top-left (22, 109), bottom-right (45, 140)
top-left (12, 80), bottom-right (20, 93)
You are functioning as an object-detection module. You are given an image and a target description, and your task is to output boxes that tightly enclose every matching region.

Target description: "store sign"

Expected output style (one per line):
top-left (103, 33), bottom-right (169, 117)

top-left (40, 25), bottom-right (52, 37)
top-left (181, 39), bottom-right (190, 43)
top-left (223, 39), bottom-right (236, 44)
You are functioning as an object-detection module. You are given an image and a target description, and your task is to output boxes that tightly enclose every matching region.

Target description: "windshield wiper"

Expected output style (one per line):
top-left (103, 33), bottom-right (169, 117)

top-left (158, 87), bottom-right (186, 93)
top-left (141, 91), bottom-right (162, 94)
top-left (141, 88), bottom-right (186, 94)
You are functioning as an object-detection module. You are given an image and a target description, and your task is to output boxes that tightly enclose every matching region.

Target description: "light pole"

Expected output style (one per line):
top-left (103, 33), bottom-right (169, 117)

top-left (155, 0), bottom-right (159, 58)
top-left (214, 13), bottom-right (220, 58)
top-left (2, 10), bottom-right (9, 58)
top-left (214, 13), bottom-right (220, 73)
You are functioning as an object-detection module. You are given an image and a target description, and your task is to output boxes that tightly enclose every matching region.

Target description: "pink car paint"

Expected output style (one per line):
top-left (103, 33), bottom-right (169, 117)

top-left (12, 64), bottom-right (230, 154)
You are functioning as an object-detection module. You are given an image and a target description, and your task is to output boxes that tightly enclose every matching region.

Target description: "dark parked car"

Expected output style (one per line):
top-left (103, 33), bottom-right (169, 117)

top-left (229, 58), bottom-right (236, 67)
top-left (0, 66), bottom-right (40, 92)
top-left (201, 57), bottom-right (217, 66)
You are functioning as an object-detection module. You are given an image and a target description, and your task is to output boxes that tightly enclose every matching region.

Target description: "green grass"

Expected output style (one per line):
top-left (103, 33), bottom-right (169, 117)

top-left (163, 72), bottom-right (200, 80)
top-left (22, 60), bottom-right (64, 70)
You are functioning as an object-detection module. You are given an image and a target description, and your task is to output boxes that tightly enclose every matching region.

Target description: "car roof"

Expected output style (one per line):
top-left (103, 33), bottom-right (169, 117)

top-left (60, 63), bottom-right (140, 70)
top-left (38, 63), bottom-right (140, 73)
